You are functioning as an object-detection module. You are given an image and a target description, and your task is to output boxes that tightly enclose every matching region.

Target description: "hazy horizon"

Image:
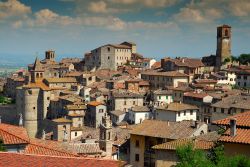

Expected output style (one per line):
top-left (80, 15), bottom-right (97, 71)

top-left (1, 0), bottom-right (250, 63)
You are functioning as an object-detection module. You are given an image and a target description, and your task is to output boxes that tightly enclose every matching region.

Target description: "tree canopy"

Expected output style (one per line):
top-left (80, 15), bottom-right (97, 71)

top-left (176, 143), bottom-right (250, 167)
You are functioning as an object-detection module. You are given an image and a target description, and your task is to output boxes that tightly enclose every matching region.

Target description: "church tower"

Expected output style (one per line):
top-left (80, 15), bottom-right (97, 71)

top-left (216, 24), bottom-right (232, 67)
top-left (30, 57), bottom-right (44, 83)
top-left (99, 113), bottom-right (113, 157)
top-left (45, 50), bottom-right (55, 61)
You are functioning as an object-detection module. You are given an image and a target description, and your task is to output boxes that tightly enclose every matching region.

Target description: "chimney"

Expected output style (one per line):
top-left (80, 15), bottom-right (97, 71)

top-left (230, 118), bottom-right (236, 137)
top-left (0, 116), bottom-right (1, 124)
top-left (195, 121), bottom-right (199, 129)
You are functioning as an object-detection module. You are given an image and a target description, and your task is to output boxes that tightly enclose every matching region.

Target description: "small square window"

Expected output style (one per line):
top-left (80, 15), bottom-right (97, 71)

top-left (184, 111), bottom-right (186, 116)
top-left (135, 140), bottom-right (139, 147)
top-left (135, 154), bottom-right (139, 162)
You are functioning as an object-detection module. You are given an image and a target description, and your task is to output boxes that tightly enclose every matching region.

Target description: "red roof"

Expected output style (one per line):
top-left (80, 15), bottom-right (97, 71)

top-left (184, 92), bottom-right (208, 99)
top-left (0, 152), bottom-right (122, 167)
top-left (212, 111), bottom-right (250, 128)
top-left (0, 123), bottom-right (29, 145)
top-left (24, 139), bottom-right (78, 157)
top-left (219, 128), bottom-right (250, 144)
top-left (151, 61), bottom-right (161, 69)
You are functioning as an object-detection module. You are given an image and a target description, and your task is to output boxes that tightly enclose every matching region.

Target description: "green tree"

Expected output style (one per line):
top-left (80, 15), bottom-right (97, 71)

top-left (176, 143), bottom-right (250, 167)
top-left (0, 139), bottom-right (6, 151)
top-left (238, 54), bottom-right (250, 65)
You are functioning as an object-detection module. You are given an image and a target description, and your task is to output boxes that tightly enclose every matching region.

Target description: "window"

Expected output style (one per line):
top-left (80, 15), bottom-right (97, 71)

top-left (124, 101), bottom-right (126, 105)
top-left (135, 154), bottom-right (139, 162)
top-left (190, 110), bottom-right (193, 115)
top-left (107, 47), bottom-right (110, 52)
top-left (135, 140), bottom-right (139, 147)
top-left (241, 109), bottom-right (244, 113)
top-left (225, 29), bottom-right (229, 36)
top-left (159, 96), bottom-right (161, 100)
top-left (184, 111), bottom-right (186, 116)
top-left (214, 108), bottom-right (216, 112)
top-left (47, 97), bottom-right (50, 100)
top-left (33, 107), bottom-right (36, 110)
top-left (221, 108), bottom-right (224, 113)
top-left (178, 112), bottom-right (180, 117)
top-left (99, 109), bottom-right (104, 113)
top-left (244, 76), bottom-right (247, 80)
top-left (108, 56), bottom-right (110, 60)
top-left (75, 132), bottom-right (77, 136)
top-left (133, 101), bottom-right (136, 105)
top-left (244, 82), bottom-right (247, 87)
top-left (238, 82), bottom-right (240, 86)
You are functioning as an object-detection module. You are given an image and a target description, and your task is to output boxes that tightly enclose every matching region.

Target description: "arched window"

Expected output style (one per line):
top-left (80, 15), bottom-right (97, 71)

top-left (36, 73), bottom-right (39, 78)
top-left (225, 29), bottom-right (229, 36)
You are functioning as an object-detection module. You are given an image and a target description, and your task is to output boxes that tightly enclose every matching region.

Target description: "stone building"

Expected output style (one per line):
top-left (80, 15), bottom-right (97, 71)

top-left (85, 101), bottom-right (107, 128)
top-left (161, 57), bottom-right (205, 82)
top-left (155, 102), bottom-right (198, 122)
top-left (129, 120), bottom-right (208, 167)
top-left (84, 42), bottom-right (137, 71)
top-left (108, 90), bottom-right (144, 112)
top-left (141, 70), bottom-right (189, 89)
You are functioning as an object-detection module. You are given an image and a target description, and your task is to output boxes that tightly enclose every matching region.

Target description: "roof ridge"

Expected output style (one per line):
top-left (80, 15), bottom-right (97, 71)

top-left (0, 125), bottom-right (30, 143)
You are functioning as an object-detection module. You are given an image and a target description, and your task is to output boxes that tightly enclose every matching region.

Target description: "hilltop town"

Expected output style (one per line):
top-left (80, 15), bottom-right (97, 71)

top-left (0, 25), bottom-right (250, 167)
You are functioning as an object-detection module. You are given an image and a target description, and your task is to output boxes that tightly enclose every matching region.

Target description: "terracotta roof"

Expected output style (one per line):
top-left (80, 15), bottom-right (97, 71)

top-left (87, 101), bottom-right (104, 107)
top-left (154, 89), bottom-right (172, 95)
top-left (184, 92), bottom-right (209, 99)
top-left (23, 81), bottom-right (51, 91)
top-left (163, 57), bottom-right (204, 68)
top-left (212, 111), bottom-right (250, 128)
top-left (130, 106), bottom-right (150, 112)
top-left (139, 80), bottom-right (150, 86)
top-left (0, 123), bottom-right (30, 145)
top-left (45, 77), bottom-right (77, 83)
top-left (64, 143), bottom-right (102, 154)
top-left (110, 110), bottom-right (126, 117)
top-left (0, 152), bottom-right (122, 167)
top-left (219, 128), bottom-right (250, 144)
top-left (152, 138), bottom-right (214, 150)
top-left (68, 113), bottom-right (85, 117)
top-left (157, 102), bottom-right (198, 112)
top-left (141, 70), bottom-right (189, 77)
top-left (112, 90), bottom-right (144, 98)
top-left (24, 138), bottom-right (77, 157)
top-left (151, 61), bottom-right (161, 69)
top-left (211, 95), bottom-right (250, 109)
top-left (195, 79), bottom-right (217, 84)
top-left (52, 118), bottom-right (72, 123)
top-left (71, 127), bottom-right (83, 131)
top-left (65, 104), bottom-right (87, 110)
top-left (130, 120), bottom-right (205, 139)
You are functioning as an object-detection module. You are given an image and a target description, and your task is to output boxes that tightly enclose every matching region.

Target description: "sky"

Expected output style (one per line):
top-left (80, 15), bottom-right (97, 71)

top-left (0, 0), bottom-right (250, 64)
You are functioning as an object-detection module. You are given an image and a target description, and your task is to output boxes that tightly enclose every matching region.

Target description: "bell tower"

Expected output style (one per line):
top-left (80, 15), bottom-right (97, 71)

top-left (216, 24), bottom-right (231, 68)
top-left (99, 113), bottom-right (113, 157)
top-left (31, 57), bottom-right (44, 83)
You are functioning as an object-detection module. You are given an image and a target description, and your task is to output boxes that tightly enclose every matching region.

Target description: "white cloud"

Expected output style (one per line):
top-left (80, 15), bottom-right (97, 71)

top-left (228, 0), bottom-right (250, 17)
top-left (109, 0), bottom-right (178, 8)
top-left (88, 1), bottom-right (108, 13)
top-left (0, 0), bottom-right (31, 19)
top-left (173, 0), bottom-right (224, 23)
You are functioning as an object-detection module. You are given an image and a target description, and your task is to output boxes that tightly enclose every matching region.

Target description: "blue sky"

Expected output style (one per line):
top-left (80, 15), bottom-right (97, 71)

top-left (0, 0), bottom-right (250, 64)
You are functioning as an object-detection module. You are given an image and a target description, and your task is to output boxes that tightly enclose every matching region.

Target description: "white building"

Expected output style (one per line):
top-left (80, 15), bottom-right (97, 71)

top-left (155, 102), bottom-right (198, 122)
top-left (153, 89), bottom-right (173, 106)
top-left (128, 106), bottom-right (152, 124)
